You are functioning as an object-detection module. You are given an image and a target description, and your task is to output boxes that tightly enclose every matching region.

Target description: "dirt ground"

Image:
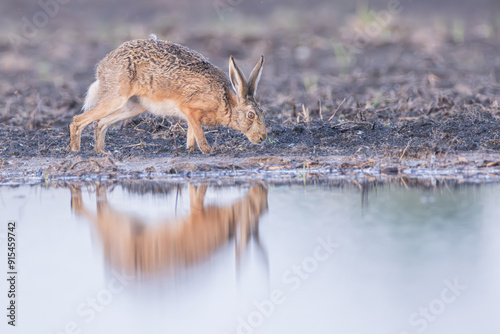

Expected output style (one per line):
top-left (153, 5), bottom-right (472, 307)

top-left (2, 0), bottom-right (500, 183)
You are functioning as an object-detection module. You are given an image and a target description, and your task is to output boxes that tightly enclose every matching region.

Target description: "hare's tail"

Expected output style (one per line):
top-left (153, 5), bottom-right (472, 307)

top-left (82, 80), bottom-right (100, 111)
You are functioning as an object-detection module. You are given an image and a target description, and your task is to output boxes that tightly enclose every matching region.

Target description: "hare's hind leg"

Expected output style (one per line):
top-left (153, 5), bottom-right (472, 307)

top-left (70, 96), bottom-right (128, 152)
top-left (186, 125), bottom-right (196, 151)
top-left (94, 97), bottom-right (146, 154)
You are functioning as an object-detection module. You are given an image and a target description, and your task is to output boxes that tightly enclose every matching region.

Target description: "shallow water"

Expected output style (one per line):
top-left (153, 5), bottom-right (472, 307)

top-left (1, 181), bottom-right (499, 334)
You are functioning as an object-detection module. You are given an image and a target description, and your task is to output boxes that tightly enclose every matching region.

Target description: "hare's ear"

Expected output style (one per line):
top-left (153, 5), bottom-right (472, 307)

top-left (229, 56), bottom-right (248, 98)
top-left (248, 56), bottom-right (264, 97)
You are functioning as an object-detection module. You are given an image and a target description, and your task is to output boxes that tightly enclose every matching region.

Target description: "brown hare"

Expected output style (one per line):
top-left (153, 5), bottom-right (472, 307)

top-left (69, 37), bottom-right (267, 154)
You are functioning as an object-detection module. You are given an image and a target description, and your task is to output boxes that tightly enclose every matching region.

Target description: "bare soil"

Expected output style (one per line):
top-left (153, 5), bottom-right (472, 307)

top-left (2, 0), bottom-right (500, 183)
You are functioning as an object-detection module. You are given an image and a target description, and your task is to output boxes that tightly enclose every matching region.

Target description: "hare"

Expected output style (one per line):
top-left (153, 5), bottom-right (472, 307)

top-left (69, 37), bottom-right (267, 154)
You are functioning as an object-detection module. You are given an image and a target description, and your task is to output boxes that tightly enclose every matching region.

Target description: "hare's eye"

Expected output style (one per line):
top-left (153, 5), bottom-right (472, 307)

top-left (247, 111), bottom-right (255, 120)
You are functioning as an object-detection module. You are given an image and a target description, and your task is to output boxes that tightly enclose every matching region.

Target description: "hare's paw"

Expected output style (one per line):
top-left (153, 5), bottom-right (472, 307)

top-left (198, 143), bottom-right (212, 154)
top-left (95, 147), bottom-right (113, 156)
top-left (186, 140), bottom-right (196, 152)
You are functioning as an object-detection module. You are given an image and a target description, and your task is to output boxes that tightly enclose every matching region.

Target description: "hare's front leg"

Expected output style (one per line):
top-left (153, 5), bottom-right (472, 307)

top-left (185, 114), bottom-right (211, 154)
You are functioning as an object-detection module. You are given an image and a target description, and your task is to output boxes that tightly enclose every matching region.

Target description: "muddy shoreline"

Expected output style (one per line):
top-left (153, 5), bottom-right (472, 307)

top-left (2, 1), bottom-right (500, 185)
top-left (3, 150), bottom-right (500, 186)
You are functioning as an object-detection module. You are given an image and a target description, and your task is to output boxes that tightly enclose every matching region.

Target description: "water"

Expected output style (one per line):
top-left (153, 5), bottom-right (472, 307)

top-left (1, 181), bottom-right (499, 334)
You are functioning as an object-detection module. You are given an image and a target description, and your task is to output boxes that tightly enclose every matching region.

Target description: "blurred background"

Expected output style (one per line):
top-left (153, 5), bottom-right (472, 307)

top-left (1, 0), bottom-right (500, 131)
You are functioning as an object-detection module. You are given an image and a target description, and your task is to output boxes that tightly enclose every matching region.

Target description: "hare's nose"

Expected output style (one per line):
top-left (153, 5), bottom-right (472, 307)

top-left (259, 134), bottom-right (267, 144)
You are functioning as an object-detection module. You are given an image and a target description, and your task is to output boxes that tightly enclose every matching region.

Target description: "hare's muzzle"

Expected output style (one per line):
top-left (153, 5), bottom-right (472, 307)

top-left (246, 132), bottom-right (267, 145)
top-left (253, 133), bottom-right (267, 144)
top-left (258, 133), bottom-right (267, 144)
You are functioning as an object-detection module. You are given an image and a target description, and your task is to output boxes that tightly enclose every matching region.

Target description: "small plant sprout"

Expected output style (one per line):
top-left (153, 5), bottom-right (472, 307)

top-left (331, 41), bottom-right (354, 73)
top-left (452, 19), bottom-right (465, 43)
top-left (371, 91), bottom-right (383, 108)
top-left (302, 74), bottom-right (319, 93)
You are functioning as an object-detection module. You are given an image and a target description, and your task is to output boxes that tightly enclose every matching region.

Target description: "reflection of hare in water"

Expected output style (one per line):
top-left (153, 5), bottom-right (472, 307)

top-left (70, 184), bottom-right (268, 276)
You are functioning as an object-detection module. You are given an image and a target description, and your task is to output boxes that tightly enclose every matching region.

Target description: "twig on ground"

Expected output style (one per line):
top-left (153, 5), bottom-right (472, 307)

top-left (328, 98), bottom-right (346, 122)
top-left (400, 139), bottom-right (412, 160)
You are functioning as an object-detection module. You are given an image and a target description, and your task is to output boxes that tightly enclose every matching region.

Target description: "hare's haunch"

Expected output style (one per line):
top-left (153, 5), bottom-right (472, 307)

top-left (69, 38), bottom-right (266, 154)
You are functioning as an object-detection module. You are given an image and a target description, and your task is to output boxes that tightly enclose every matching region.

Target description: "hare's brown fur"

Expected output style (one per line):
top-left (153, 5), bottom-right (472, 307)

top-left (69, 38), bottom-right (266, 154)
